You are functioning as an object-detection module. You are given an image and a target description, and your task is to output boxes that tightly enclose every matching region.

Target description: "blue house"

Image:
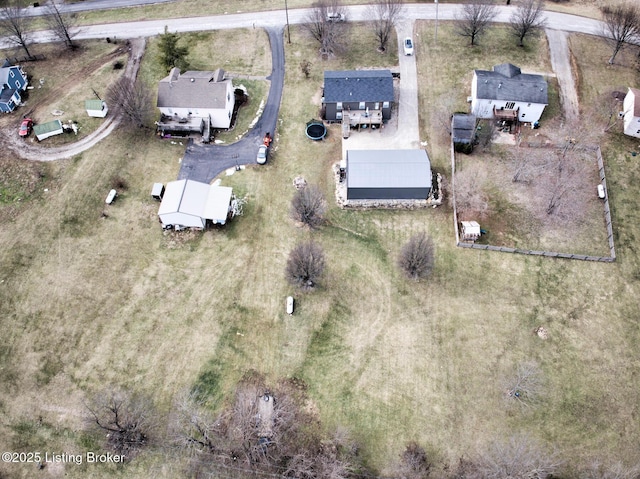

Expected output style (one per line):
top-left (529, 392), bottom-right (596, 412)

top-left (0, 60), bottom-right (28, 113)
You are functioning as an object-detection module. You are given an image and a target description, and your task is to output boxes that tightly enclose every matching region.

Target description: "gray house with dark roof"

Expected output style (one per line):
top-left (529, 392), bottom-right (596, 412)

top-left (346, 149), bottom-right (432, 200)
top-left (471, 63), bottom-right (547, 123)
top-left (323, 70), bottom-right (394, 122)
top-left (157, 67), bottom-right (234, 129)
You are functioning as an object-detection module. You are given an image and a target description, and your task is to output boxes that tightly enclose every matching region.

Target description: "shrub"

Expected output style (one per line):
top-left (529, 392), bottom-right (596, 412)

top-left (285, 241), bottom-right (326, 289)
top-left (398, 232), bottom-right (435, 280)
top-left (290, 185), bottom-right (327, 229)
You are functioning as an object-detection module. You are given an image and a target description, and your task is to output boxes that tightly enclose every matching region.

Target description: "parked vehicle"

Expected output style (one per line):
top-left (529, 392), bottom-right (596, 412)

top-left (327, 12), bottom-right (344, 22)
top-left (403, 37), bottom-right (414, 56)
top-left (257, 145), bottom-right (268, 164)
top-left (19, 118), bottom-right (33, 137)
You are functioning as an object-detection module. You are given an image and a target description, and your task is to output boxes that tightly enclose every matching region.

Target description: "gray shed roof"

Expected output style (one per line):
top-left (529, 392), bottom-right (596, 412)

top-left (157, 67), bottom-right (230, 109)
top-left (324, 70), bottom-right (394, 103)
top-left (452, 113), bottom-right (476, 143)
top-left (474, 63), bottom-right (548, 105)
top-left (347, 149), bottom-right (432, 189)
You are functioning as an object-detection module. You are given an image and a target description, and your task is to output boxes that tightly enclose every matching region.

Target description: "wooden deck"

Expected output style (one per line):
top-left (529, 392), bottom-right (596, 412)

top-left (341, 110), bottom-right (383, 138)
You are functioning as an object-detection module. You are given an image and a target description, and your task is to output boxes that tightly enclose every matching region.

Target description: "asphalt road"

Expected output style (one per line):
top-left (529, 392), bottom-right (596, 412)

top-left (177, 27), bottom-right (284, 183)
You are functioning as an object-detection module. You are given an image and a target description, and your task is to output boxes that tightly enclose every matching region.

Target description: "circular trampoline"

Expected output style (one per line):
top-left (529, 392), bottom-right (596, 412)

top-left (305, 120), bottom-right (327, 140)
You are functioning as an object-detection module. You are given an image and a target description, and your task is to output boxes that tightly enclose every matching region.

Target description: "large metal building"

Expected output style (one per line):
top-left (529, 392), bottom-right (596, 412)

top-left (346, 149), bottom-right (432, 200)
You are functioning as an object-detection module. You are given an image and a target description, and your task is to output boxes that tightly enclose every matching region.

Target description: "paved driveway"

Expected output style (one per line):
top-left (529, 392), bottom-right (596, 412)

top-left (177, 27), bottom-right (284, 183)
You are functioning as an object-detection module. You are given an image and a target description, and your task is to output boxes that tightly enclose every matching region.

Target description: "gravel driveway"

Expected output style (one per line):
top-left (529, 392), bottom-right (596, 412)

top-left (546, 29), bottom-right (580, 123)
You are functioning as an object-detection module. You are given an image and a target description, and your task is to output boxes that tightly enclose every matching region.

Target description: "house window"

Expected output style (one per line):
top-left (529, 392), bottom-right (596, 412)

top-left (228, 111), bottom-right (231, 118)
top-left (383, 101), bottom-right (390, 109)
top-left (227, 93), bottom-right (230, 101)
top-left (336, 112), bottom-right (343, 120)
top-left (359, 101), bottom-right (366, 110)
top-left (336, 102), bottom-right (342, 111)
top-left (505, 102), bottom-right (516, 109)
top-left (9, 70), bottom-right (14, 78)
top-left (374, 102), bottom-right (380, 110)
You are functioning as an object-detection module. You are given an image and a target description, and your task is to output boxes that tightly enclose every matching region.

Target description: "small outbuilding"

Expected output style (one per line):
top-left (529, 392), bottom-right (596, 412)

top-left (151, 182), bottom-right (165, 201)
top-left (33, 119), bottom-right (64, 141)
top-left (346, 149), bottom-right (432, 200)
top-left (85, 99), bottom-right (108, 118)
top-left (623, 87), bottom-right (640, 139)
top-left (158, 179), bottom-right (233, 229)
top-left (452, 113), bottom-right (477, 153)
top-left (460, 221), bottom-right (481, 242)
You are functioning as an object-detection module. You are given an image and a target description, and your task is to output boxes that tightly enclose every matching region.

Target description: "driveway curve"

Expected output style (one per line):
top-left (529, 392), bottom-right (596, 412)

top-left (177, 27), bottom-right (284, 183)
top-left (0, 38), bottom-right (145, 161)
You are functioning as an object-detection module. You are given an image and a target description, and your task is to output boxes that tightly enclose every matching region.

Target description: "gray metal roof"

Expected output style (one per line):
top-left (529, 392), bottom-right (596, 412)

top-left (347, 149), bottom-right (432, 189)
top-left (157, 67), bottom-right (230, 109)
top-left (452, 113), bottom-right (476, 143)
top-left (324, 70), bottom-right (394, 103)
top-left (474, 63), bottom-right (548, 105)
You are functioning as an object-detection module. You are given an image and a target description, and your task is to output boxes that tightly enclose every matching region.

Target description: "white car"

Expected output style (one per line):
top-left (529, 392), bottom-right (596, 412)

top-left (327, 12), bottom-right (345, 22)
top-left (403, 37), bottom-right (414, 56)
top-left (257, 145), bottom-right (268, 164)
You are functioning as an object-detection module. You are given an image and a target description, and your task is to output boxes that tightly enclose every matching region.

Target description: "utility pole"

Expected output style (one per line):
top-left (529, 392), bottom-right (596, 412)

top-left (285, 0), bottom-right (291, 44)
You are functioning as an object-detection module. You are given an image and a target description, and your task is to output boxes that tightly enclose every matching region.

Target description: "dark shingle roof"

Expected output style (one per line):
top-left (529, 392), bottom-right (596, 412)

top-left (452, 114), bottom-right (476, 144)
top-left (324, 70), bottom-right (394, 103)
top-left (347, 150), bottom-right (432, 189)
top-left (157, 67), bottom-right (230, 109)
top-left (474, 63), bottom-right (548, 105)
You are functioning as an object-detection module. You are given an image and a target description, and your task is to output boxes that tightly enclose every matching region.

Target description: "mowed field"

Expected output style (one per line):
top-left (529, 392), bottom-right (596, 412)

top-left (0, 14), bottom-right (640, 479)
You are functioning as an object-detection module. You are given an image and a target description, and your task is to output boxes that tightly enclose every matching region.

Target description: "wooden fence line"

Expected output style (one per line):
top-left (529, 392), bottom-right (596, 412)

top-left (450, 137), bottom-right (616, 263)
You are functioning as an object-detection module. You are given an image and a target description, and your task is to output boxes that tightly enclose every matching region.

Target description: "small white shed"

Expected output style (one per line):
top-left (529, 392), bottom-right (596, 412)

top-left (460, 221), bottom-right (481, 242)
top-left (85, 99), bottom-right (108, 118)
top-left (158, 179), bottom-right (233, 229)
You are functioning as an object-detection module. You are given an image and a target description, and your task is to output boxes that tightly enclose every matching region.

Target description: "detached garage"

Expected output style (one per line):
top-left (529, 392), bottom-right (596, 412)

top-left (158, 179), bottom-right (233, 229)
top-left (346, 149), bottom-right (432, 200)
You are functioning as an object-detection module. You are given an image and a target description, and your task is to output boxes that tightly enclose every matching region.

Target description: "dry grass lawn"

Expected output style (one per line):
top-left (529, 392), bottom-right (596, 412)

top-left (1, 16), bottom-right (640, 479)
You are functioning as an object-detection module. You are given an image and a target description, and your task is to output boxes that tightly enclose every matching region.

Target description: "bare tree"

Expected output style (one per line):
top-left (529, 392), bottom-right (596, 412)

top-left (0, 0), bottom-right (33, 57)
top-left (398, 232), bottom-right (435, 280)
top-left (602, 3), bottom-right (640, 64)
top-left (394, 442), bottom-right (432, 479)
top-left (106, 77), bottom-right (155, 129)
top-left (502, 360), bottom-right (543, 406)
top-left (455, 0), bottom-right (498, 46)
top-left (509, 0), bottom-right (547, 47)
top-left (453, 163), bottom-right (490, 219)
top-left (85, 389), bottom-right (157, 458)
top-left (44, 0), bottom-right (78, 50)
top-left (471, 435), bottom-right (562, 479)
top-left (286, 241), bottom-right (326, 289)
top-left (368, 0), bottom-right (404, 53)
top-left (290, 185), bottom-right (327, 228)
top-left (302, 0), bottom-right (348, 58)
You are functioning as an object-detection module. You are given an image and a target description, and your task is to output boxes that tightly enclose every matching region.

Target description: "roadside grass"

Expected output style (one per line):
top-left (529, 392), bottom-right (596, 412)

top-left (1, 22), bottom-right (640, 479)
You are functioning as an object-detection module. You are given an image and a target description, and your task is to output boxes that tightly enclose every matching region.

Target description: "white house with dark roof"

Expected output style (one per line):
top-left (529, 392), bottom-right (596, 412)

top-left (323, 70), bottom-right (394, 122)
top-left (158, 179), bottom-right (233, 229)
top-left (346, 149), bottom-right (432, 200)
top-left (471, 63), bottom-right (548, 123)
top-left (623, 87), bottom-right (640, 139)
top-left (157, 67), bottom-right (235, 129)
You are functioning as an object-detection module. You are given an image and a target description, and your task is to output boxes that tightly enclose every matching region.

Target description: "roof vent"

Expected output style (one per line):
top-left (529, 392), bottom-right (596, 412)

top-left (498, 82), bottom-right (502, 89)
top-left (191, 78), bottom-right (195, 82)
